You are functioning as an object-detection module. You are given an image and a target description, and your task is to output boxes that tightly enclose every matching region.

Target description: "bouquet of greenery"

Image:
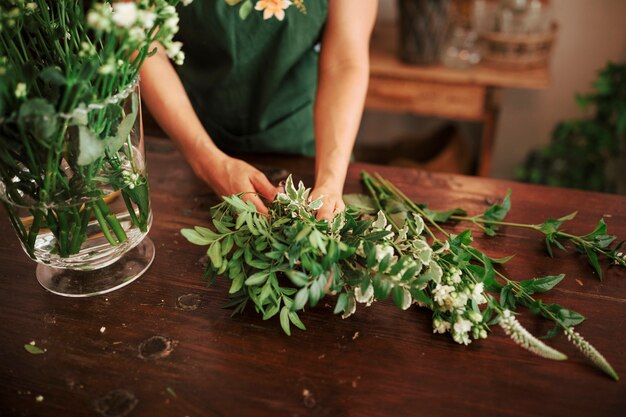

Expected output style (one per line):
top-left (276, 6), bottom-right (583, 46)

top-left (0, 0), bottom-right (190, 259)
top-left (183, 174), bottom-right (625, 380)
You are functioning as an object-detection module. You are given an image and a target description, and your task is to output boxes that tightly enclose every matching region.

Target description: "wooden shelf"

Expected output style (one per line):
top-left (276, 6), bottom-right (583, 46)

top-left (370, 23), bottom-right (551, 90)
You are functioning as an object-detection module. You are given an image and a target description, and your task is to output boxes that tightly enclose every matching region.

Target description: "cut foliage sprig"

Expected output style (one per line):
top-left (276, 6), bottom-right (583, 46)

top-left (183, 173), bottom-right (619, 380)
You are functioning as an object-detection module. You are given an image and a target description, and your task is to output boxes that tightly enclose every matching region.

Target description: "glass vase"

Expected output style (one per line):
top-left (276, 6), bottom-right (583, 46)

top-left (0, 79), bottom-right (154, 297)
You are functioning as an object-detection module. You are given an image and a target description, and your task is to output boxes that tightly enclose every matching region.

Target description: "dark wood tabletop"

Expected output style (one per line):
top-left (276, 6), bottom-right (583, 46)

top-left (1, 135), bottom-right (625, 417)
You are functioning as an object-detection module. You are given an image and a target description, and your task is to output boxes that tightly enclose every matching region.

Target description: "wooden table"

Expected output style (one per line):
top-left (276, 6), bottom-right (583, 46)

top-left (367, 23), bottom-right (551, 177)
top-left (1, 135), bottom-right (625, 417)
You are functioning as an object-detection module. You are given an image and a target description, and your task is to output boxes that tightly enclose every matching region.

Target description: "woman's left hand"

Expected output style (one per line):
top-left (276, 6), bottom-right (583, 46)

top-left (310, 186), bottom-right (345, 221)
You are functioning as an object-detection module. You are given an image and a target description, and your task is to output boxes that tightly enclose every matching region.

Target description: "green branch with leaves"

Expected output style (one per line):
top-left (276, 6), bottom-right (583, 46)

top-left (183, 174), bottom-right (622, 380)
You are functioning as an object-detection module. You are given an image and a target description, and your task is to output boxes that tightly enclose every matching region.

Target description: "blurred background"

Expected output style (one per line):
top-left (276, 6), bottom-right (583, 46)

top-left (356, 0), bottom-right (626, 194)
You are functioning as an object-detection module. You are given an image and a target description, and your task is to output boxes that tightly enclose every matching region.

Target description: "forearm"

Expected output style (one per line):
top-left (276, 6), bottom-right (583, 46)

top-left (139, 45), bottom-right (226, 170)
top-left (313, 0), bottom-right (376, 195)
top-left (313, 62), bottom-right (369, 193)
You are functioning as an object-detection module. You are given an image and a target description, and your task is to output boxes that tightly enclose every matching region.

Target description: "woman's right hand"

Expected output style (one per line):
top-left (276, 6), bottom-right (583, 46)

top-left (190, 153), bottom-right (280, 215)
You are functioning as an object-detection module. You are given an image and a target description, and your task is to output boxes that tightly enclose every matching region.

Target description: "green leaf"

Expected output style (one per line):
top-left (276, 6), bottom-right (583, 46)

top-left (286, 270), bottom-right (309, 287)
top-left (194, 226), bottom-right (219, 241)
top-left (372, 275), bottom-right (392, 300)
top-left (584, 247), bottom-right (603, 279)
top-left (422, 207), bottom-right (467, 223)
top-left (262, 303), bottom-right (279, 320)
top-left (245, 271), bottom-right (269, 286)
top-left (308, 278), bottom-right (324, 307)
top-left (280, 306), bottom-right (291, 336)
top-left (213, 219), bottom-right (232, 234)
top-left (223, 195), bottom-right (251, 212)
top-left (229, 273), bottom-right (244, 294)
top-left (239, 0), bottom-right (253, 19)
top-left (500, 285), bottom-right (516, 310)
top-left (225, 0), bottom-right (243, 5)
top-left (19, 98), bottom-right (58, 145)
top-left (208, 241), bottom-right (222, 269)
top-left (221, 235), bottom-right (235, 255)
top-left (482, 190), bottom-right (512, 234)
top-left (541, 326), bottom-right (561, 340)
top-left (24, 344), bottom-right (45, 355)
top-left (288, 311), bottom-right (306, 331)
top-left (181, 228), bottom-right (210, 245)
top-left (557, 308), bottom-right (586, 327)
top-left (343, 194), bottom-right (376, 214)
top-left (518, 274), bottom-right (565, 295)
top-left (391, 286), bottom-right (405, 309)
top-left (333, 293), bottom-right (348, 314)
top-left (293, 288), bottom-right (308, 311)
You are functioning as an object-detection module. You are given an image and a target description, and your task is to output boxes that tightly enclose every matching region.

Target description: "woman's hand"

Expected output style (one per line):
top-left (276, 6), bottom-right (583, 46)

top-left (191, 153), bottom-right (279, 215)
top-left (310, 183), bottom-right (345, 221)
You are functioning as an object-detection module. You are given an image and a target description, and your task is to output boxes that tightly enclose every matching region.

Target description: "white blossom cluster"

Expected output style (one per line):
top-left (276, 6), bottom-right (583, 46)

top-left (121, 170), bottom-right (144, 190)
top-left (430, 264), bottom-right (488, 345)
top-left (0, 1), bottom-right (38, 31)
top-left (86, 0), bottom-right (192, 66)
top-left (565, 327), bottom-right (617, 378)
top-left (499, 310), bottom-right (567, 360)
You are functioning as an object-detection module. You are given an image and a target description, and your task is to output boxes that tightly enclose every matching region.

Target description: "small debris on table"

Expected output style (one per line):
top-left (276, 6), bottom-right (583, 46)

top-left (100, 326), bottom-right (106, 333)
top-left (24, 341), bottom-right (46, 355)
top-left (352, 331), bottom-right (360, 340)
top-left (35, 395), bottom-right (44, 402)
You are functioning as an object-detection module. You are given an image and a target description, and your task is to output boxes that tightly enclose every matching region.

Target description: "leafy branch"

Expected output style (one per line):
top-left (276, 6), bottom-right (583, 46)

top-left (183, 174), bottom-right (620, 380)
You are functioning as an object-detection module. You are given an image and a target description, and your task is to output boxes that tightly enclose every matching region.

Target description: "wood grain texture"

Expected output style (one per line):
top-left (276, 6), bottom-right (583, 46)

top-left (1, 136), bottom-right (625, 417)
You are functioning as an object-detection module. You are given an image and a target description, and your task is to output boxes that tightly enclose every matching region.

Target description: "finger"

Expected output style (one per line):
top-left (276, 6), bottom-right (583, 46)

top-left (251, 172), bottom-right (280, 202)
top-left (242, 192), bottom-right (269, 215)
top-left (316, 198), bottom-right (335, 221)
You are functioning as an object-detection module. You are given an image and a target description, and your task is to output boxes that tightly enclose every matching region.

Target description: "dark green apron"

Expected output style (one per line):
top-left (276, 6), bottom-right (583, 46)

top-left (176, 1), bottom-right (328, 156)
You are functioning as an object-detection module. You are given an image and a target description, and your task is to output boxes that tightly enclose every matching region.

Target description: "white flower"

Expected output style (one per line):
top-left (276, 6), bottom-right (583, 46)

top-left (137, 10), bottom-right (156, 29)
top-left (128, 27), bottom-right (146, 43)
top-left (453, 330), bottom-right (471, 345)
top-left (112, 3), bottom-right (138, 29)
top-left (15, 82), bottom-right (27, 99)
top-left (453, 316), bottom-right (472, 334)
top-left (78, 41), bottom-right (96, 58)
top-left (432, 317), bottom-right (451, 334)
top-left (87, 3), bottom-right (113, 31)
top-left (161, 5), bottom-right (177, 18)
top-left (25, 2), bottom-right (37, 14)
top-left (174, 51), bottom-right (185, 66)
top-left (255, 0), bottom-right (292, 21)
top-left (471, 282), bottom-right (487, 304)
top-left (98, 59), bottom-right (115, 75)
top-left (164, 15), bottom-right (180, 32)
top-left (432, 284), bottom-right (454, 306)
top-left (451, 291), bottom-right (468, 309)
top-left (166, 41), bottom-right (183, 59)
top-left (181, 0), bottom-right (194, 5)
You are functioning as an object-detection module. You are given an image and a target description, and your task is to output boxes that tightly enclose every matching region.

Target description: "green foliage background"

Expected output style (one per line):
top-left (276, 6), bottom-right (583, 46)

top-left (517, 62), bottom-right (626, 193)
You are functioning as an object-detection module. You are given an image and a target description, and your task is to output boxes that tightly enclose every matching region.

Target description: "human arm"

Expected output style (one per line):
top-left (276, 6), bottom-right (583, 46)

top-left (139, 45), bottom-right (278, 213)
top-left (310, 0), bottom-right (377, 220)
